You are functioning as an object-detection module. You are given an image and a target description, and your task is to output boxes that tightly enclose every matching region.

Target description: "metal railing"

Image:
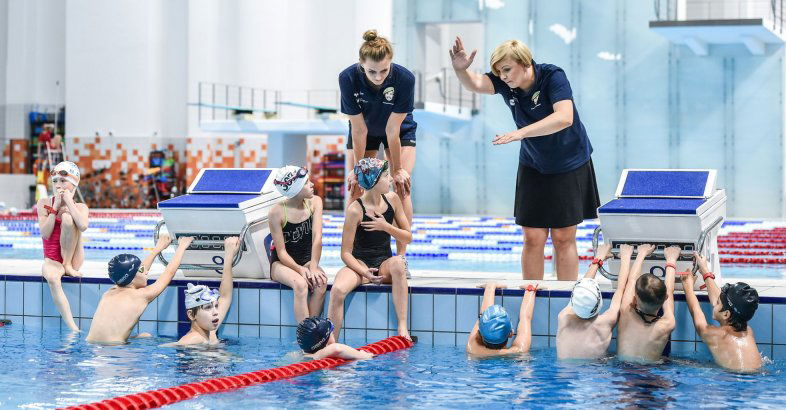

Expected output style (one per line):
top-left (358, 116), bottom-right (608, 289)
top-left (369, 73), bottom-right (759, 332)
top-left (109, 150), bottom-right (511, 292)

top-left (654, 0), bottom-right (785, 34)
top-left (414, 68), bottom-right (479, 115)
top-left (194, 82), bottom-right (341, 123)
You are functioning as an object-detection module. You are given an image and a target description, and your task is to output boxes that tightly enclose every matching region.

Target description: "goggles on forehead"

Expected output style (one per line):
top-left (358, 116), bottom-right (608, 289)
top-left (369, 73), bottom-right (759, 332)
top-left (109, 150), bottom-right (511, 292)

top-left (273, 168), bottom-right (308, 188)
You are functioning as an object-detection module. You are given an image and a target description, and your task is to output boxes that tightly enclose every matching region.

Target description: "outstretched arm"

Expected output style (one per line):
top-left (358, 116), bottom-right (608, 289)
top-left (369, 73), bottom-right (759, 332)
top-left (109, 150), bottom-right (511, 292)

top-left (467, 282), bottom-right (504, 349)
top-left (662, 246), bottom-right (680, 320)
top-left (584, 243), bottom-right (613, 280)
top-left (141, 234), bottom-right (172, 273)
top-left (141, 237), bottom-right (193, 301)
top-left (694, 252), bottom-right (721, 306)
top-left (680, 265), bottom-right (708, 336)
top-left (217, 237), bottom-right (240, 322)
top-left (598, 244), bottom-right (634, 324)
top-left (310, 343), bottom-right (373, 360)
top-left (621, 244), bottom-right (655, 308)
top-left (511, 283), bottom-right (538, 350)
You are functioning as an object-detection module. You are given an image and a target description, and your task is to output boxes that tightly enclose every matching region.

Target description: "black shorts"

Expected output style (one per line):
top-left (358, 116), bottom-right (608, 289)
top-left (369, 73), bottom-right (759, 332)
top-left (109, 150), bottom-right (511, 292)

top-left (346, 134), bottom-right (416, 150)
top-left (514, 159), bottom-right (600, 228)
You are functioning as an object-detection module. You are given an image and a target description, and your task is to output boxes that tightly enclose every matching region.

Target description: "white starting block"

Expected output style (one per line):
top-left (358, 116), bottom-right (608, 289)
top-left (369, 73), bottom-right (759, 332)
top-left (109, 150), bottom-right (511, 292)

top-left (155, 168), bottom-right (282, 278)
top-left (592, 169), bottom-right (726, 290)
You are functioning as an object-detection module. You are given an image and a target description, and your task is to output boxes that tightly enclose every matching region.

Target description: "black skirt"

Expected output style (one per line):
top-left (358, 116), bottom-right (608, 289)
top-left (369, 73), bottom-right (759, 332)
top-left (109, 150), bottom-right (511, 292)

top-left (514, 159), bottom-right (600, 228)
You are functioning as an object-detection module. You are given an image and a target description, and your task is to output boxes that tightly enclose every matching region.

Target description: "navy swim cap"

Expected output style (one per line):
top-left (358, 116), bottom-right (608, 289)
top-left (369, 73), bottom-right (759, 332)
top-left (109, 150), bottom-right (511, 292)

top-left (297, 317), bottom-right (333, 353)
top-left (108, 254), bottom-right (141, 286)
top-left (721, 282), bottom-right (759, 323)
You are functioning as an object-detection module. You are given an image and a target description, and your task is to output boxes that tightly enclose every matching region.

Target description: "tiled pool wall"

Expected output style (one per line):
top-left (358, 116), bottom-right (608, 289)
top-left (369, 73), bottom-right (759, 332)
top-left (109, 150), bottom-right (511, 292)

top-left (0, 275), bottom-right (784, 360)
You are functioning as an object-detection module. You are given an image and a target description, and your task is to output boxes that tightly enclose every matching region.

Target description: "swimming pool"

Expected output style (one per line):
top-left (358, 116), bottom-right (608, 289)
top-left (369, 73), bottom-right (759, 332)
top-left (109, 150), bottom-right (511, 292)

top-left (0, 324), bottom-right (783, 409)
top-left (2, 211), bottom-right (785, 278)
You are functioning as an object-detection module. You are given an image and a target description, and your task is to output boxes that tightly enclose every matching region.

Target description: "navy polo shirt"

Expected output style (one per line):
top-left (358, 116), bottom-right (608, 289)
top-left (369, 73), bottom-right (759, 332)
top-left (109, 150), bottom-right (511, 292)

top-left (339, 63), bottom-right (417, 139)
top-left (487, 62), bottom-right (592, 174)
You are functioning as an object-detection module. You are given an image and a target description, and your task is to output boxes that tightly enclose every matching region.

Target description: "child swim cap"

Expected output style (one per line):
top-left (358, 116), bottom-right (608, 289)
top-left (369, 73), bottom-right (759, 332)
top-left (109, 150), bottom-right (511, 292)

top-left (184, 283), bottom-right (219, 309)
top-left (297, 317), bottom-right (334, 353)
top-left (51, 161), bottom-right (81, 186)
top-left (479, 305), bottom-right (511, 346)
top-left (354, 158), bottom-right (388, 190)
top-left (108, 254), bottom-right (141, 286)
top-left (720, 282), bottom-right (759, 322)
top-left (571, 278), bottom-right (602, 319)
top-left (273, 166), bottom-right (308, 198)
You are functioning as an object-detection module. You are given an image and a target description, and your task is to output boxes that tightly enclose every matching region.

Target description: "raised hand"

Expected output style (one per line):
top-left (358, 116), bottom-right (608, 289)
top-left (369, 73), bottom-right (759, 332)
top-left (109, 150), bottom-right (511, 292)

top-left (636, 244), bottom-right (655, 258)
top-left (664, 245), bottom-right (681, 262)
top-left (449, 36), bottom-right (477, 71)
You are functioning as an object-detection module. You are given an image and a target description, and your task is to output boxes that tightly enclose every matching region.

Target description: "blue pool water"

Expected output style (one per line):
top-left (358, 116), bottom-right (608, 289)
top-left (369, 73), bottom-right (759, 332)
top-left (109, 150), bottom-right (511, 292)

top-left (0, 325), bottom-right (783, 409)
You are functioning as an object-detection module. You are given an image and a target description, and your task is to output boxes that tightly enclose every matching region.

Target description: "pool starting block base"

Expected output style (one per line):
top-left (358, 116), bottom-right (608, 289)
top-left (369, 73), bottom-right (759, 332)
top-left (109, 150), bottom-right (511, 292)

top-left (156, 168), bottom-right (281, 279)
top-left (593, 169), bottom-right (726, 290)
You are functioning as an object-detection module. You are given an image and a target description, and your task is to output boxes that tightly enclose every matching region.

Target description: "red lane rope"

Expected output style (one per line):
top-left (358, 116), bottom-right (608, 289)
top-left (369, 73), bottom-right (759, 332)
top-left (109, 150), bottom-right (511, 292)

top-left (60, 336), bottom-right (414, 410)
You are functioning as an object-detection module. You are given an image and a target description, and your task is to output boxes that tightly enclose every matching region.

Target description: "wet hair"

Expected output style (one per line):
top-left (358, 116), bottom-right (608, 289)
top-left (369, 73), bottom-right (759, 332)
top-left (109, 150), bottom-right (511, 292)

top-left (186, 307), bottom-right (199, 321)
top-left (481, 338), bottom-right (507, 350)
top-left (635, 273), bottom-right (667, 308)
top-left (723, 313), bottom-right (748, 332)
top-left (489, 40), bottom-right (533, 76)
top-left (359, 30), bottom-right (393, 62)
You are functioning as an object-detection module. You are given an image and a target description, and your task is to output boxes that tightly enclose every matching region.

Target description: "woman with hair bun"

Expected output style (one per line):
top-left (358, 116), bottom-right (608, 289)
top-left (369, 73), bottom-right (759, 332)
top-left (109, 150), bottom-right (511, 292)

top-left (338, 29), bottom-right (417, 258)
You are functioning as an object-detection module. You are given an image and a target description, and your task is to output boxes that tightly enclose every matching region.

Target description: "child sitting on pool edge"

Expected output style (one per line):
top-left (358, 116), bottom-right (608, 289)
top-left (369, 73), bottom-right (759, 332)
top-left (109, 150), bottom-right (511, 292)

top-left (37, 161), bottom-right (89, 332)
top-left (296, 317), bottom-right (373, 360)
top-left (174, 237), bottom-right (240, 346)
top-left (466, 282), bottom-right (539, 356)
top-left (681, 252), bottom-right (762, 372)
top-left (86, 234), bottom-right (193, 344)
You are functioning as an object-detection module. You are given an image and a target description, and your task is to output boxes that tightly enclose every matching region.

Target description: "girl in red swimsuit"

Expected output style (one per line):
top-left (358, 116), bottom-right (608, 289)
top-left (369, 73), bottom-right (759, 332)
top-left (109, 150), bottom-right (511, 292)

top-left (36, 161), bottom-right (89, 332)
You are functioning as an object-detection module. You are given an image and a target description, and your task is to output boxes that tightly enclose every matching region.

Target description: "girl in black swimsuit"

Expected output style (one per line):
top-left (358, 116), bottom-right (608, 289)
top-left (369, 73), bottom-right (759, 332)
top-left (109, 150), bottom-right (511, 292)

top-left (269, 166), bottom-right (328, 324)
top-left (327, 158), bottom-right (413, 342)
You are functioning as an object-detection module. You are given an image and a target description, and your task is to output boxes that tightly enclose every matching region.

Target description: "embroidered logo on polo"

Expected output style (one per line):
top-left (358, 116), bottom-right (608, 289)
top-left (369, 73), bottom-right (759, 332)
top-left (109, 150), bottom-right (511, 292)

top-left (383, 87), bottom-right (395, 103)
top-left (531, 91), bottom-right (541, 109)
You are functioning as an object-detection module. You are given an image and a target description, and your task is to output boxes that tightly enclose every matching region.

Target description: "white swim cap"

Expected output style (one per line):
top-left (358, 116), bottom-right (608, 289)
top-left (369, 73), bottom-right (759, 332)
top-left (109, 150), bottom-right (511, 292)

top-left (52, 161), bottom-right (81, 186)
top-left (571, 278), bottom-right (602, 319)
top-left (184, 283), bottom-right (219, 310)
top-left (273, 165), bottom-right (308, 198)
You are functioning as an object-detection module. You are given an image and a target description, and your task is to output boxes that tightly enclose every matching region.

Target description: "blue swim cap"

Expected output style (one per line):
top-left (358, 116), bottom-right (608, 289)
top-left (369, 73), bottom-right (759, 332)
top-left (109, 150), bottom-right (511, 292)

top-left (354, 158), bottom-right (389, 190)
top-left (108, 254), bottom-right (141, 286)
top-left (479, 305), bottom-right (511, 346)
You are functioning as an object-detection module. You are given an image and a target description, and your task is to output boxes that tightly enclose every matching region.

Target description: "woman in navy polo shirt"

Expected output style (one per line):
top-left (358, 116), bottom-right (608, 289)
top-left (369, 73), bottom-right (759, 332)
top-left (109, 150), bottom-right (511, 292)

top-left (450, 37), bottom-right (599, 281)
top-left (338, 30), bottom-right (417, 256)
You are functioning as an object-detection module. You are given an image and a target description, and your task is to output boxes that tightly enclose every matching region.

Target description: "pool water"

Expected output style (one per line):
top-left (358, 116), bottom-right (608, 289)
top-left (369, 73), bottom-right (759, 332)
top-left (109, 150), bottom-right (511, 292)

top-left (1, 325), bottom-right (783, 409)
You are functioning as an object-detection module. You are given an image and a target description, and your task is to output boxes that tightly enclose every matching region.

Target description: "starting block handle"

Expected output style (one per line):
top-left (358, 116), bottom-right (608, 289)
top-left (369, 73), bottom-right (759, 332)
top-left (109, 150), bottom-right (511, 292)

top-left (153, 217), bottom-right (267, 270)
top-left (592, 215), bottom-right (724, 280)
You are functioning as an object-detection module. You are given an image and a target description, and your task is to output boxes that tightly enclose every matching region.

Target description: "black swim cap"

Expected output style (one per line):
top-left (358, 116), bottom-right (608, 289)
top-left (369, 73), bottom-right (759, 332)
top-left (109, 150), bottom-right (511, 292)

top-left (720, 282), bottom-right (759, 323)
top-left (297, 317), bottom-right (333, 353)
top-left (108, 254), bottom-right (141, 286)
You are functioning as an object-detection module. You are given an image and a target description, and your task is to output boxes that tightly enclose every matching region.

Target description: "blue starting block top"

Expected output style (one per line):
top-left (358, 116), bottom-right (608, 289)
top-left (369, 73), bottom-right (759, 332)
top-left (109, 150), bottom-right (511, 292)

top-left (189, 169), bottom-right (272, 194)
top-left (158, 194), bottom-right (260, 208)
top-left (598, 198), bottom-right (705, 215)
top-left (616, 169), bottom-right (715, 199)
